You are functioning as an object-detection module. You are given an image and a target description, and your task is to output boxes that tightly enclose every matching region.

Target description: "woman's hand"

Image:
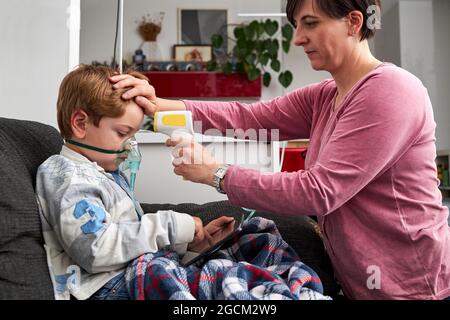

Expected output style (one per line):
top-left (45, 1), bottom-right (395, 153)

top-left (188, 216), bottom-right (235, 253)
top-left (109, 73), bottom-right (158, 115)
top-left (167, 137), bottom-right (221, 186)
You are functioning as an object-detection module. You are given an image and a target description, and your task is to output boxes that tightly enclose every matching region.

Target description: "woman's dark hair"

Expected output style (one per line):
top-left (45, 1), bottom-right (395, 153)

top-left (286, 0), bottom-right (382, 41)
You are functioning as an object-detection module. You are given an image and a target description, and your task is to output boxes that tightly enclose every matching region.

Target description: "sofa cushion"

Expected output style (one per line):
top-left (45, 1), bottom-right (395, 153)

top-left (0, 118), bottom-right (63, 299)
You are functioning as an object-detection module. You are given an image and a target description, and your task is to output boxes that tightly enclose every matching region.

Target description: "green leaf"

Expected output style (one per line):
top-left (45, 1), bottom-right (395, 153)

top-left (256, 40), bottom-right (265, 52)
top-left (234, 27), bottom-right (245, 39)
top-left (270, 59), bottom-right (281, 72)
top-left (245, 53), bottom-right (257, 65)
top-left (246, 40), bottom-right (256, 52)
top-left (278, 71), bottom-right (293, 88)
top-left (264, 19), bottom-right (278, 36)
top-left (244, 25), bottom-right (255, 40)
top-left (282, 24), bottom-right (294, 41)
top-left (263, 72), bottom-right (272, 87)
top-left (282, 40), bottom-right (291, 54)
top-left (260, 53), bottom-right (270, 66)
top-left (234, 62), bottom-right (245, 73)
top-left (264, 19), bottom-right (278, 37)
top-left (256, 21), bottom-right (265, 37)
top-left (206, 60), bottom-right (218, 71)
top-left (233, 44), bottom-right (247, 58)
top-left (249, 20), bottom-right (260, 36)
top-left (265, 40), bottom-right (278, 57)
top-left (236, 38), bottom-right (247, 50)
top-left (273, 39), bottom-right (280, 50)
top-left (247, 67), bottom-right (261, 81)
top-left (222, 62), bottom-right (233, 75)
top-left (211, 34), bottom-right (223, 48)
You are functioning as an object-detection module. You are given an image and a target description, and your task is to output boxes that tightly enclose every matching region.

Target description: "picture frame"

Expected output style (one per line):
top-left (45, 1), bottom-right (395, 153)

top-left (173, 44), bottom-right (212, 62)
top-left (177, 9), bottom-right (228, 53)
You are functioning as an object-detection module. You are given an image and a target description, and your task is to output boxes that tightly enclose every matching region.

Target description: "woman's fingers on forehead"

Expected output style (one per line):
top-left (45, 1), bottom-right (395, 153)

top-left (113, 77), bottom-right (135, 89)
top-left (122, 87), bottom-right (140, 99)
top-left (110, 74), bottom-right (132, 82)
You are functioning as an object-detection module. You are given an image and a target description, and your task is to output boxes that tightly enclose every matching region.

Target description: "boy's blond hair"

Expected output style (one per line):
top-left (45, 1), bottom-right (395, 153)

top-left (57, 64), bottom-right (148, 139)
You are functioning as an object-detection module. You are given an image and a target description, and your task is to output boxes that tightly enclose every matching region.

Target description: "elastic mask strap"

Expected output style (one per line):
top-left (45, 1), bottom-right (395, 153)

top-left (66, 139), bottom-right (126, 154)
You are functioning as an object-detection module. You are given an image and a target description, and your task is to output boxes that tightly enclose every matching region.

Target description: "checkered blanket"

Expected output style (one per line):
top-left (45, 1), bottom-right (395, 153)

top-left (125, 217), bottom-right (331, 300)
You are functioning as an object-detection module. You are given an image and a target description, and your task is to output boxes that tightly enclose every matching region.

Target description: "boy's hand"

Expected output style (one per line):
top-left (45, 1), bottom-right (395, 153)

top-left (188, 217), bottom-right (205, 248)
top-left (109, 74), bottom-right (158, 115)
top-left (187, 216), bottom-right (235, 253)
top-left (204, 216), bottom-right (235, 241)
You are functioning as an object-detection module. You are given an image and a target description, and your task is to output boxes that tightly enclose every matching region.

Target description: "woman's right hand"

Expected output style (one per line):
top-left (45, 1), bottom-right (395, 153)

top-left (110, 73), bottom-right (159, 115)
top-left (110, 73), bottom-right (187, 116)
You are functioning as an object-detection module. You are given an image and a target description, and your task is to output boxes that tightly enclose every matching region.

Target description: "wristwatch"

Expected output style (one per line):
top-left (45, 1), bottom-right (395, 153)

top-left (213, 165), bottom-right (230, 194)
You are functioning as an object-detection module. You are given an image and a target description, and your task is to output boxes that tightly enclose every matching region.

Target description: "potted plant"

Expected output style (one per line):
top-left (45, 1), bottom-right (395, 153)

top-left (135, 12), bottom-right (165, 61)
top-left (207, 19), bottom-right (294, 88)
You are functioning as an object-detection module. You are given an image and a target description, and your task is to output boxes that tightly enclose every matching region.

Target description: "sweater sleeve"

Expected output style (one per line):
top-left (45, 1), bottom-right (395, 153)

top-left (222, 69), bottom-right (430, 216)
top-left (36, 162), bottom-right (195, 273)
top-left (183, 81), bottom-right (332, 141)
top-left (61, 200), bottom-right (194, 273)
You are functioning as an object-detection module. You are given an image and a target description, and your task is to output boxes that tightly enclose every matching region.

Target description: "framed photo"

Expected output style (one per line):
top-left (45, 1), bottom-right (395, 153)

top-left (178, 9), bottom-right (228, 53)
top-left (173, 45), bottom-right (212, 62)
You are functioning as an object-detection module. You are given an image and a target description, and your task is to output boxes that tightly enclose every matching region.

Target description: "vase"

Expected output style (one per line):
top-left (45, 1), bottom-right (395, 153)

top-left (141, 41), bottom-right (162, 62)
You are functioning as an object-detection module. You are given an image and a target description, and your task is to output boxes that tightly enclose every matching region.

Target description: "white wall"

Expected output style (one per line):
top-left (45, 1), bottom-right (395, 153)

top-left (134, 137), bottom-right (274, 204)
top-left (433, 0), bottom-right (450, 151)
top-left (0, 0), bottom-right (76, 128)
top-left (373, 0), bottom-right (450, 151)
top-left (399, 0), bottom-right (437, 116)
top-left (375, 1), bottom-right (401, 66)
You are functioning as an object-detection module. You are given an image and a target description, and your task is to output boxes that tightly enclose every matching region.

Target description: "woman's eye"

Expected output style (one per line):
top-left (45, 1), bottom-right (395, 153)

top-left (304, 21), bottom-right (318, 27)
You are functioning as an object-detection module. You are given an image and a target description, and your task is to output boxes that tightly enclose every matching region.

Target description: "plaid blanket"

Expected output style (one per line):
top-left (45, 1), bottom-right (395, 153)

top-left (125, 217), bottom-right (331, 300)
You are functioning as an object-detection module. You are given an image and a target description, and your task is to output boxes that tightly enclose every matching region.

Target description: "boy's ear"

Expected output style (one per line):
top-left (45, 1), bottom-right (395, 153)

top-left (70, 110), bottom-right (90, 139)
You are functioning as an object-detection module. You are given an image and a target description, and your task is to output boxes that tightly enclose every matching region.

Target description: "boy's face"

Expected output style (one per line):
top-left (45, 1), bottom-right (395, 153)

top-left (74, 101), bottom-right (144, 171)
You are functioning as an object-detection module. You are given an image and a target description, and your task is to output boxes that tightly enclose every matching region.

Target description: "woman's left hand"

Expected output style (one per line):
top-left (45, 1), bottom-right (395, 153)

top-left (166, 137), bottom-right (221, 186)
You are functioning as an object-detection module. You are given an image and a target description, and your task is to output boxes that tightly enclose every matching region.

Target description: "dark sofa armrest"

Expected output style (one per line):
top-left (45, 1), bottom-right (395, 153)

top-left (140, 200), bottom-right (341, 297)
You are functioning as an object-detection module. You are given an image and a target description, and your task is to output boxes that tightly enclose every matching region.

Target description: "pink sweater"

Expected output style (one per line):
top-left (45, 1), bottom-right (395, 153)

top-left (185, 63), bottom-right (450, 300)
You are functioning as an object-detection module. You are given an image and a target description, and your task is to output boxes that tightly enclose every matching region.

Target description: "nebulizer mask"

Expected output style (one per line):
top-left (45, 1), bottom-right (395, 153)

top-left (117, 137), bottom-right (141, 197)
top-left (65, 137), bottom-right (142, 199)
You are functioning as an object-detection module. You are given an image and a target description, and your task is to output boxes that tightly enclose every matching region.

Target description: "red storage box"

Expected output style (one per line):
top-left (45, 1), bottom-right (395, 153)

top-left (280, 148), bottom-right (307, 172)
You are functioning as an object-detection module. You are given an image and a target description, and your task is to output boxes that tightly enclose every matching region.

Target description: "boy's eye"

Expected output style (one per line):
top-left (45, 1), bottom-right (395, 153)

top-left (117, 131), bottom-right (128, 138)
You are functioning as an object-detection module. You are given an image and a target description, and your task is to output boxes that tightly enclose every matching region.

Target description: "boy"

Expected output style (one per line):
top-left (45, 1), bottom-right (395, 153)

top-left (36, 65), bottom-right (229, 300)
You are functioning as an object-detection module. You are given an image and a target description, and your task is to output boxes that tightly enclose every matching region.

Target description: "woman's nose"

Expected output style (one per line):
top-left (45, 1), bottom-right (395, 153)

top-left (293, 26), bottom-right (307, 47)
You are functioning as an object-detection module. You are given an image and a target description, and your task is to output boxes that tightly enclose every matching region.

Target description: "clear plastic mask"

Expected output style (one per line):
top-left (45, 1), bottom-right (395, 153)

top-left (117, 137), bottom-right (141, 173)
top-left (65, 137), bottom-right (141, 173)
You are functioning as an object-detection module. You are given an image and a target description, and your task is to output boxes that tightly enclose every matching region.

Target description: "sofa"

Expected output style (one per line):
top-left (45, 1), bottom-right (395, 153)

top-left (0, 117), bottom-right (340, 299)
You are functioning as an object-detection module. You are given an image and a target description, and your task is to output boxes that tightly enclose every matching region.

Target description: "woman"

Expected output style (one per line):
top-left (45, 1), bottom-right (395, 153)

top-left (111, 0), bottom-right (450, 300)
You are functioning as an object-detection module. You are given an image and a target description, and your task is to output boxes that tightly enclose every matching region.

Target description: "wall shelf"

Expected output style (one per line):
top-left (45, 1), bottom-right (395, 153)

top-left (143, 71), bottom-right (262, 99)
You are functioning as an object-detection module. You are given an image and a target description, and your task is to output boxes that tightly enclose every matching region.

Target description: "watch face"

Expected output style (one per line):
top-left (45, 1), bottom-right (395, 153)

top-left (219, 167), bottom-right (227, 178)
